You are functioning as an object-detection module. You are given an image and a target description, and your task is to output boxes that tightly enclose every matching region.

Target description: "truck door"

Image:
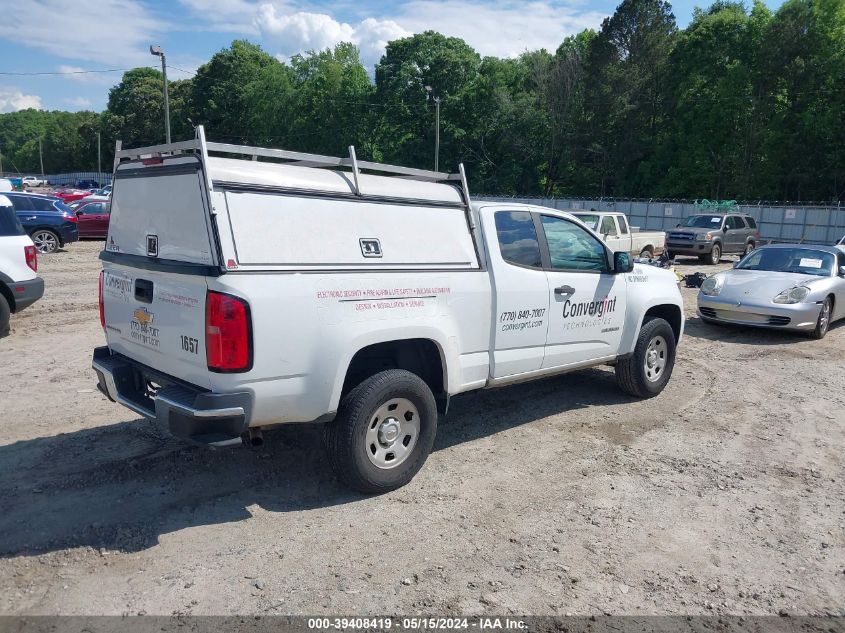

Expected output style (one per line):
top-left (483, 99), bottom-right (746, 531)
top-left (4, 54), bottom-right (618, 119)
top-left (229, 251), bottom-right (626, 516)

top-left (599, 214), bottom-right (623, 253)
top-left (480, 207), bottom-right (550, 378)
top-left (538, 213), bottom-right (627, 368)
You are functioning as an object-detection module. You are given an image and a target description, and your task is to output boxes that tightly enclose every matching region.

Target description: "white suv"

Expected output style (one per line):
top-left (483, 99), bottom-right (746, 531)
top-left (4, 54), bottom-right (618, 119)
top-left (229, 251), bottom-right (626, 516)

top-left (0, 195), bottom-right (44, 336)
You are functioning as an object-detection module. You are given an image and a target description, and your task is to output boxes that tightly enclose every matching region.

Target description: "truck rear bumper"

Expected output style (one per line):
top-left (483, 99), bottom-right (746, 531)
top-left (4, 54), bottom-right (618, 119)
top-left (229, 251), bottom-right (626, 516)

top-left (92, 346), bottom-right (252, 447)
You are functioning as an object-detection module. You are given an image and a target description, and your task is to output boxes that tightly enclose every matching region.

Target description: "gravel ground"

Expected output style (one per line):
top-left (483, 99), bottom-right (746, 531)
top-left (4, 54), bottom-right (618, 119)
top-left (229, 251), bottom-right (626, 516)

top-left (0, 240), bottom-right (842, 617)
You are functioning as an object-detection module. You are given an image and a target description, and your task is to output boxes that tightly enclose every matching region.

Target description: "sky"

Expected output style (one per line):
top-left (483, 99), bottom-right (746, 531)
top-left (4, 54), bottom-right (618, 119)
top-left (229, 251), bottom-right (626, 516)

top-left (0, 0), bottom-right (785, 114)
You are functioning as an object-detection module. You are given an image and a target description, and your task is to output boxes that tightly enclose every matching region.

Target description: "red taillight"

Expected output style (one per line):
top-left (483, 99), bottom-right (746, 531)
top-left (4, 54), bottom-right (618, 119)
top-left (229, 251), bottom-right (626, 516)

top-left (24, 245), bottom-right (37, 272)
top-left (98, 270), bottom-right (105, 329)
top-left (66, 213), bottom-right (78, 223)
top-left (205, 291), bottom-right (252, 372)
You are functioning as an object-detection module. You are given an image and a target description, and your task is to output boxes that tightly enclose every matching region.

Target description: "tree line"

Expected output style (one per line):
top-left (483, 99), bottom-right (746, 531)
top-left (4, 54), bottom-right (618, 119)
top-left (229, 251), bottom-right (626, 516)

top-left (0, 0), bottom-right (843, 201)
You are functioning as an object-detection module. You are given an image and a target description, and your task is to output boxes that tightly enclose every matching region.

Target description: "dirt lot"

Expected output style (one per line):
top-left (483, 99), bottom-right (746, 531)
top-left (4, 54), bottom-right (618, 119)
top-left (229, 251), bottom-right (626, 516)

top-left (0, 240), bottom-right (842, 617)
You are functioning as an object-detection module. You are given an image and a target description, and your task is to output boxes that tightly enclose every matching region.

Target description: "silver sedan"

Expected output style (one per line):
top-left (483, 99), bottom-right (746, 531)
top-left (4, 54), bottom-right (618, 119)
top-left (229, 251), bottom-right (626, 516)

top-left (697, 244), bottom-right (845, 339)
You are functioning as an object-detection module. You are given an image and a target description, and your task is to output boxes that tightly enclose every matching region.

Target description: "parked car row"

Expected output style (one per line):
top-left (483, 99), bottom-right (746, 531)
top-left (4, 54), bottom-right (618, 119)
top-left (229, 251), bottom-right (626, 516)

top-left (2, 191), bottom-right (110, 253)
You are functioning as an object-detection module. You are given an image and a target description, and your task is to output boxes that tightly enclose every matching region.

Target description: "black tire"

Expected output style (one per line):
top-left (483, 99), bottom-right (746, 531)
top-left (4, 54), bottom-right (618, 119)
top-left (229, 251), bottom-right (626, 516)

top-left (809, 297), bottom-right (832, 340)
top-left (741, 241), bottom-right (755, 257)
top-left (324, 369), bottom-right (438, 494)
top-left (708, 243), bottom-right (721, 265)
top-left (615, 318), bottom-right (676, 398)
top-left (639, 247), bottom-right (653, 260)
top-left (0, 293), bottom-right (10, 338)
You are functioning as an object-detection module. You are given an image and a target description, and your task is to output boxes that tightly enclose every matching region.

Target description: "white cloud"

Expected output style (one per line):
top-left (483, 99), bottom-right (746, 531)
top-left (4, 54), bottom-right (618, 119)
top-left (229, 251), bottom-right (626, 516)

top-left (63, 96), bottom-right (93, 109)
top-left (251, 0), bottom-right (603, 71)
top-left (179, 0), bottom-right (266, 34)
top-left (56, 65), bottom-right (119, 86)
top-left (255, 5), bottom-right (409, 69)
top-left (395, 0), bottom-right (607, 58)
top-left (0, 88), bottom-right (42, 113)
top-left (3, 0), bottom-right (166, 66)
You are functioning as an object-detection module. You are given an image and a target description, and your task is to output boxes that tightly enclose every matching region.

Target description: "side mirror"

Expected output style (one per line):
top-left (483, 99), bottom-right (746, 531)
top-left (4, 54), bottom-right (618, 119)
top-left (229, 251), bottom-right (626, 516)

top-left (614, 251), bottom-right (634, 274)
top-left (722, 226), bottom-right (729, 233)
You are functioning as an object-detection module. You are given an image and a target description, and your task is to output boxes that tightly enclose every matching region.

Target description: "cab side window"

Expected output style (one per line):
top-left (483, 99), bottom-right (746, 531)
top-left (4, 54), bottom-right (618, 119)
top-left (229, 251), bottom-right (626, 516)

top-left (494, 211), bottom-right (542, 269)
top-left (599, 215), bottom-right (617, 236)
top-left (541, 215), bottom-right (609, 272)
top-left (616, 215), bottom-right (629, 234)
top-left (726, 216), bottom-right (742, 230)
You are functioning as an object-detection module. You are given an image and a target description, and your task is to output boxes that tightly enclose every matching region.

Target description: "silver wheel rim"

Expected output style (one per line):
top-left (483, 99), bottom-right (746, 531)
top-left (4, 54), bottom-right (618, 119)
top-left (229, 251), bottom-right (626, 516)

top-left (819, 302), bottom-right (830, 334)
top-left (712, 246), bottom-right (720, 263)
top-left (33, 231), bottom-right (58, 253)
top-left (644, 336), bottom-right (668, 383)
top-left (640, 250), bottom-right (652, 260)
top-left (365, 398), bottom-right (420, 470)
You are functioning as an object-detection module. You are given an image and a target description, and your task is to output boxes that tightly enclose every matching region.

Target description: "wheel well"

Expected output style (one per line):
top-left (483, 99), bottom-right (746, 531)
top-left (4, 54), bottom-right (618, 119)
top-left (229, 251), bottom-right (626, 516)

top-left (342, 339), bottom-right (446, 410)
top-left (0, 282), bottom-right (14, 312)
top-left (640, 245), bottom-right (654, 254)
top-left (644, 304), bottom-right (682, 342)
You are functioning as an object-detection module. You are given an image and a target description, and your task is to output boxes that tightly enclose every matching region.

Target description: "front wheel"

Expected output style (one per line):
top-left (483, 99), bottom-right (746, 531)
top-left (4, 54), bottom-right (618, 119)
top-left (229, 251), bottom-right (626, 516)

top-left (615, 318), bottom-right (677, 398)
top-left (810, 298), bottom-right (832, 340)
top-left (324, 369), bottom-right (438, 494)
top-left (31, 229), bottom-right (60, 254)
top-left (708, 243), bottom-right (722, 265)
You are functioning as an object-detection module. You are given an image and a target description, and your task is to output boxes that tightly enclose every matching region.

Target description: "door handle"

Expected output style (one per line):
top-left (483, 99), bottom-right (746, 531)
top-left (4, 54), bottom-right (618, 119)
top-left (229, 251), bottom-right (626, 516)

top-left (554, 285), bottom-right (575, 295)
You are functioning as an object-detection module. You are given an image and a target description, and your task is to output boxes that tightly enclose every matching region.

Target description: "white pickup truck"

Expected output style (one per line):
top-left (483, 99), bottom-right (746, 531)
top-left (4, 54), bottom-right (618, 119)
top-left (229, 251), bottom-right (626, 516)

top-left (572, 211), bottom-right (665, 259)
top-left (92, 130), bottom-right (684, 493)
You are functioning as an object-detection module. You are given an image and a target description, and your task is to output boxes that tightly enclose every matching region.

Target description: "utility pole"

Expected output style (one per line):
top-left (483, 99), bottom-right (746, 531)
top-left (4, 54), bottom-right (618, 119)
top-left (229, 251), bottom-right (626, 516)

top-left (39, 138), bottom-right (44, 177)
top-left (424, 86), bottom-right (441, 172)
top-left (97, 131), bottom-right (101, 175)
top-left (150, 45), bottom-right (171, 143)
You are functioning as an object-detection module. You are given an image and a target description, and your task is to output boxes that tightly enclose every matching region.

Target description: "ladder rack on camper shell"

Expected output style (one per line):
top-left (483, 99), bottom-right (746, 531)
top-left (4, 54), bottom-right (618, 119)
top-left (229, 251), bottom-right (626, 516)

top-left (114, 125), bottom-right (472, 209)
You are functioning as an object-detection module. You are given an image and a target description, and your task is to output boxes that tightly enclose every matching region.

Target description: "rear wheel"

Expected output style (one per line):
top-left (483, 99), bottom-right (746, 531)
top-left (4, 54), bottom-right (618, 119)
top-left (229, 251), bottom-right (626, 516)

top-left (616, 318), bottom-right (676, 398)
top-left (741, 241), bottom-right (755, 257)
top-left (324, 369), bottom-right (438, 494)
top-left (638, 247), bottom-right (653, 260)
top-left (31, 229), bottom-right (60, 254)
top-left (708, 243), bottom-right (721, 265)
top-left (0, 293), bottom-right (10, 338)
top-left (810, 297), bottom-right (832, 340)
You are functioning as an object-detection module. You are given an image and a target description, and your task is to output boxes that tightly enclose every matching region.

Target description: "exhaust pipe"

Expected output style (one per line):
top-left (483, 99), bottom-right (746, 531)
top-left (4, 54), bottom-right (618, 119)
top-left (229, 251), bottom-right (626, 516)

top-left (247, 427), bottom-right (264, 447)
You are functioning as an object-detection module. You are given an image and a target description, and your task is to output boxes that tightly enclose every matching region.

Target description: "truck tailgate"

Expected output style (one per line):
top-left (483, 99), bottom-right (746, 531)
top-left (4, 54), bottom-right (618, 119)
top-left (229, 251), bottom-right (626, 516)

top-left (102, 265), bottom-right (211, 389)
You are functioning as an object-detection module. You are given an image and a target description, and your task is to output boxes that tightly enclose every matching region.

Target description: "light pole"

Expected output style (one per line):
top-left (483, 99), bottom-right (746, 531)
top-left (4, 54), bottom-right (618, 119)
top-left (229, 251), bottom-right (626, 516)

top-left (150, 45), bottom-right (171, 144)
top-left (97, 131), bottom-right (101, 175)
top-left (38, 138), bottom-right (44, 177)
top-left (425, 85), bottom-right (441, 172)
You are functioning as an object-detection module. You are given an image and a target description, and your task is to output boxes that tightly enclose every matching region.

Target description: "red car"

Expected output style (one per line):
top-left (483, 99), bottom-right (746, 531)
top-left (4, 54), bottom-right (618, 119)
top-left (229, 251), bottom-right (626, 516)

top-left (74, 199), bottom-right (111, 238)
top-left (53, 188), bottom-right (92, 204)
